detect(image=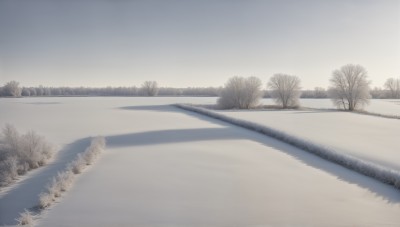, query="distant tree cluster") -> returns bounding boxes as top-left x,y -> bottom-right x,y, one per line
300,87 -> 328,99
384,77 -> 400,99
217,64 -> 398,110
0,81 -> 222,97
